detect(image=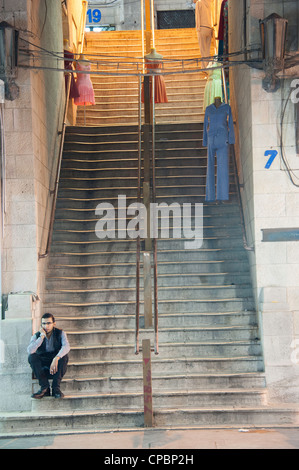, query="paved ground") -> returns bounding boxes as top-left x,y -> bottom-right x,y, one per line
1,427 -> 299,449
